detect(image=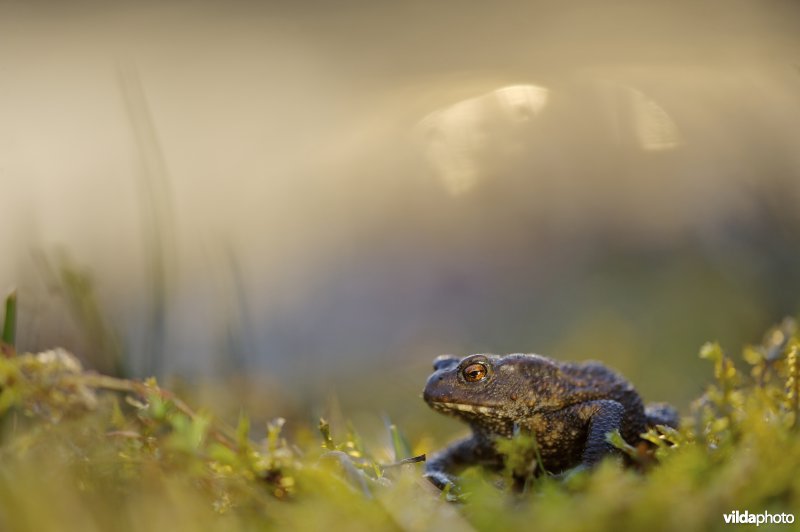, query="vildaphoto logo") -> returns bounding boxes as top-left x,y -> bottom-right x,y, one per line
723,510 -> 795,526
